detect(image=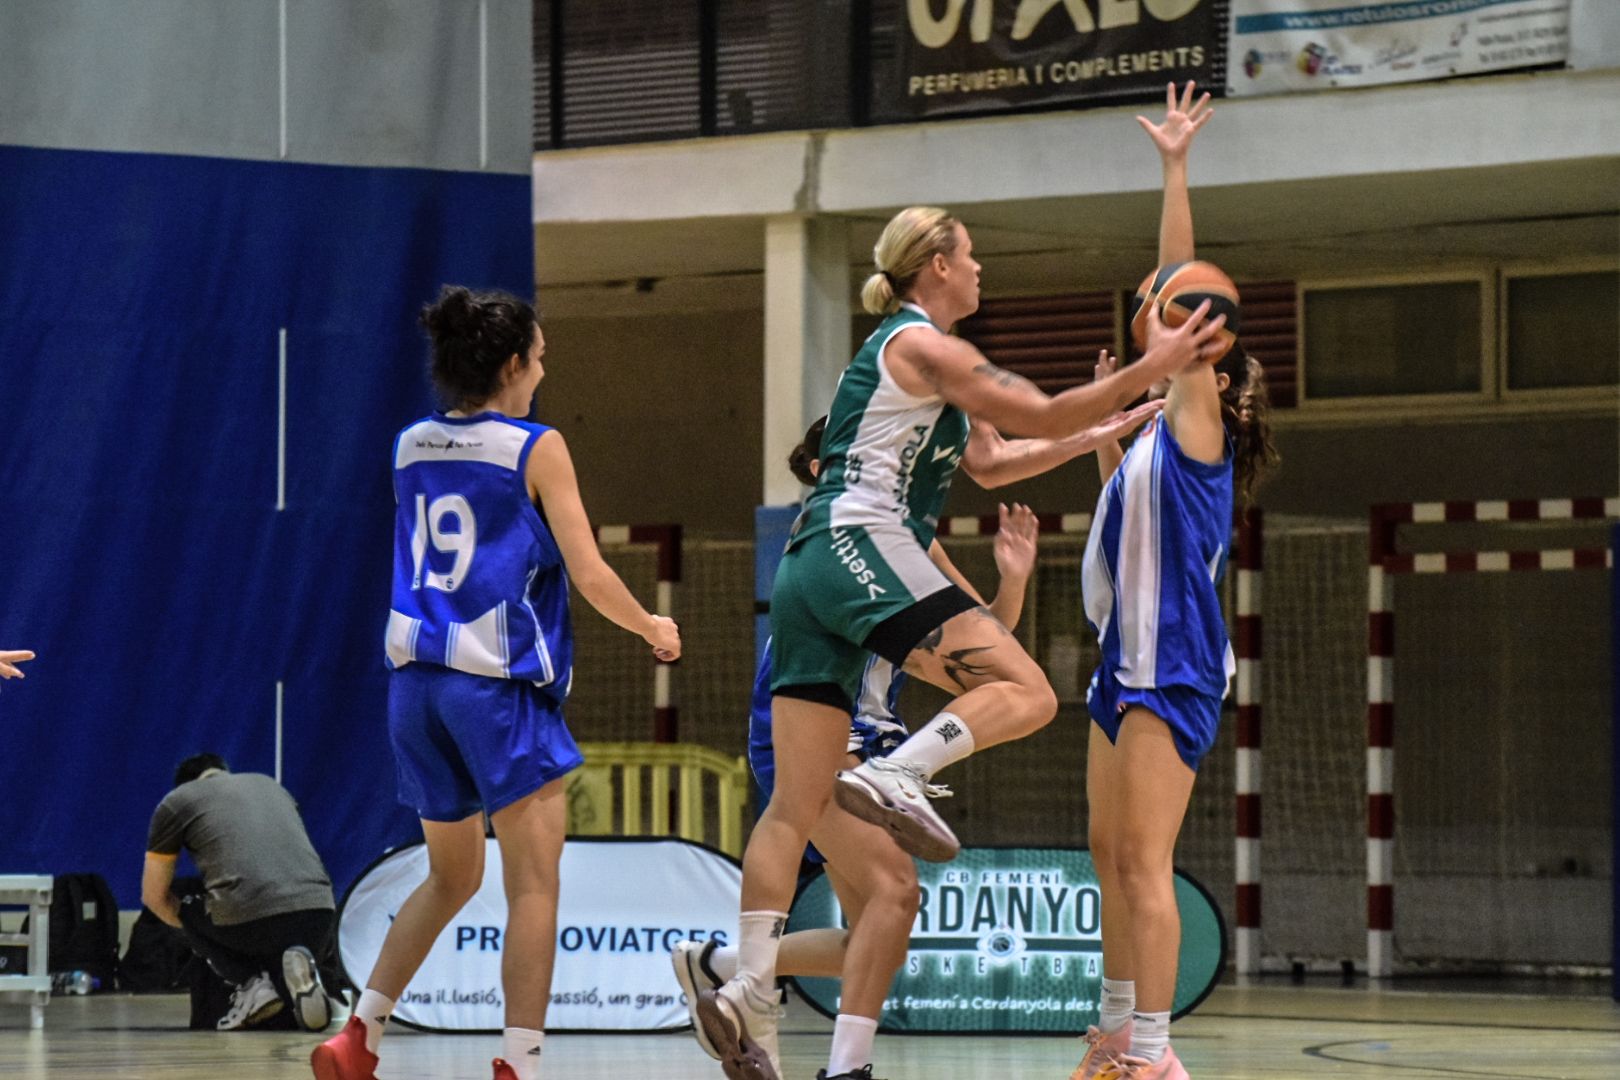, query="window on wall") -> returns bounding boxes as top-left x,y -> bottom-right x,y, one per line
1504,270 -> 1620,391
1302,280 -> 1484,400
